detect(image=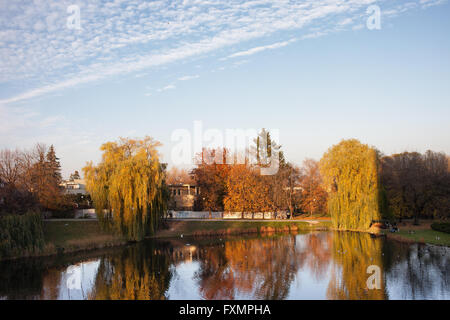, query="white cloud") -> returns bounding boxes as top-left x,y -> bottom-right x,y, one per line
338,17 -> 353,26
178,74 -> 200,81
226,38 -> 297,59
0,0 -> 445,105
157,84 -> 176,92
